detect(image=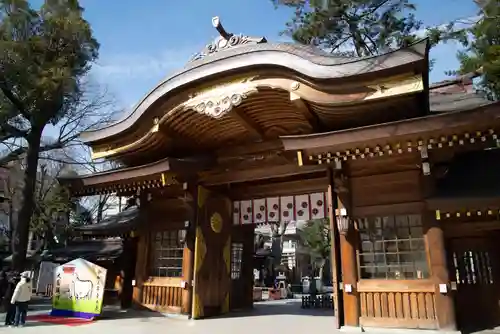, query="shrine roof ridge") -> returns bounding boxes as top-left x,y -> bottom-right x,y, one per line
186,17 -> 420,68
